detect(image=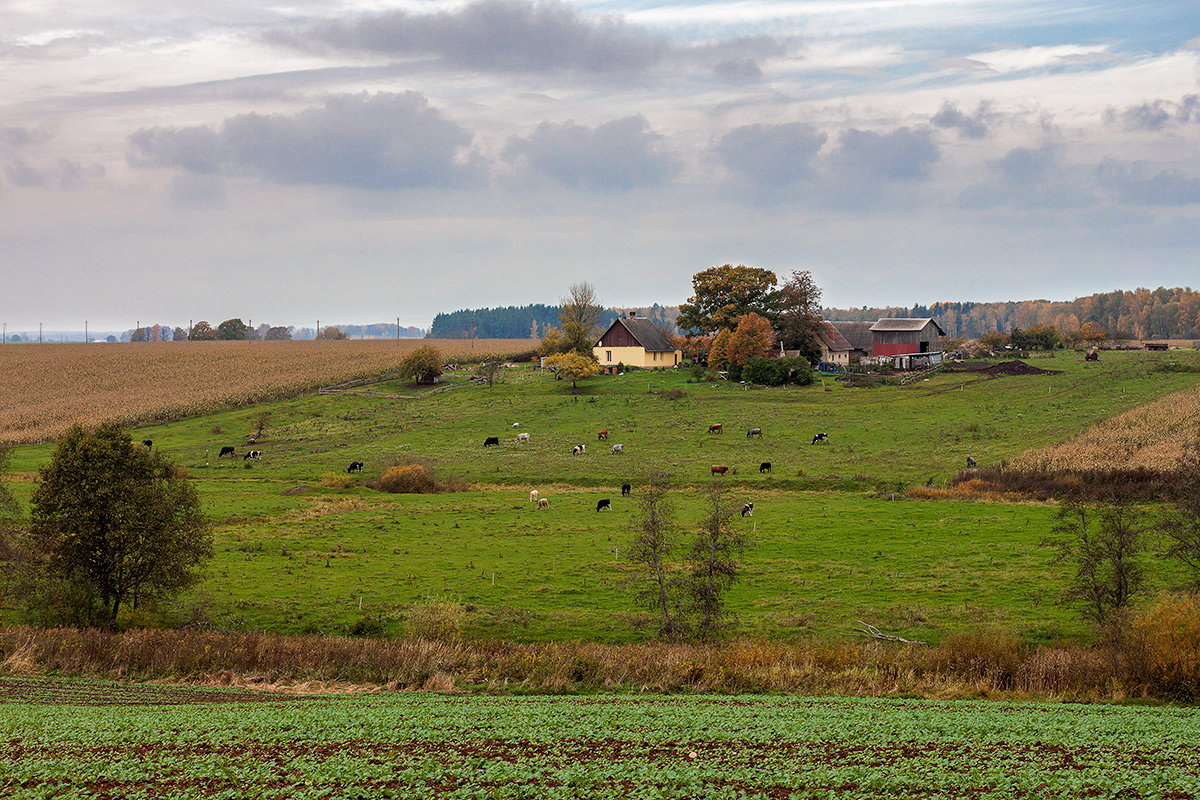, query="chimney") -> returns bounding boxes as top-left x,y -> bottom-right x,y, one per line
628,310 -> 637,318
